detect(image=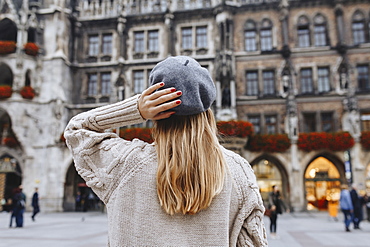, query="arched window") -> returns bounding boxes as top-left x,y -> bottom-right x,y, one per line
244,20 -> 257,52
0,18 -> 17,42
313,14 -> 328,46
352,10 -> 366,45
297,15 -> 310,48
260,19 -> 273,51
25,70 -> 31,87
